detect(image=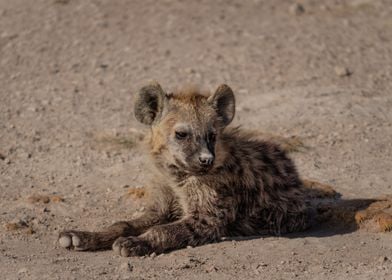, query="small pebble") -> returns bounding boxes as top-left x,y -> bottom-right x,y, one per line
238,89 -> 249,95
289,3 -> 305,15
334,66 -> 352,77
119,261 -> 133,272
28,106 -> 38,112
184,67 -> 196,74
378,256 -> 388,263
206,265 -> 218,273
20,152 -> 31,159
54,0 -> 70,4
18,267 -> 28,274
51,195 -> 64,203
